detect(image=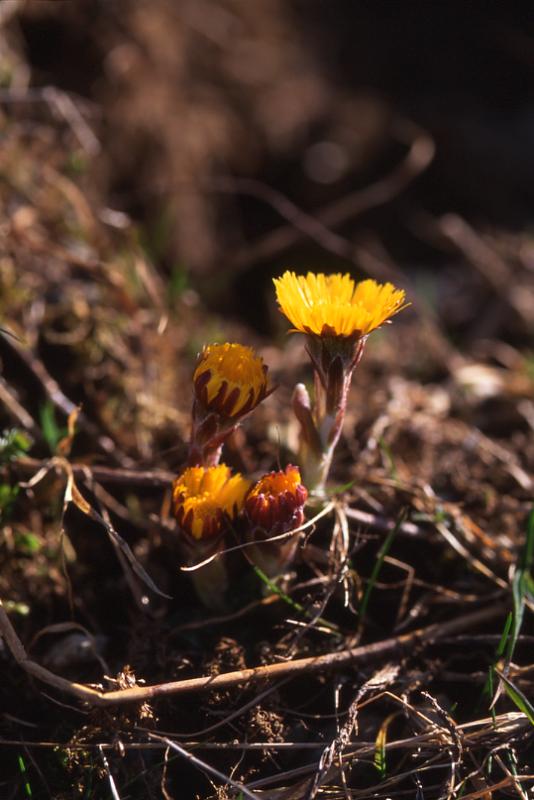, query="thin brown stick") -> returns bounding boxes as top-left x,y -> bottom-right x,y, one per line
10,456 -> 174,488
344,506 -> 423,538
0,378 -> 41,436
0,85 -> 100,155
0,711 -> 527,752
0,598 -> 507,707
147,734 -> 261,800
457,776 -> 534,800
439,214 -> 511,293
